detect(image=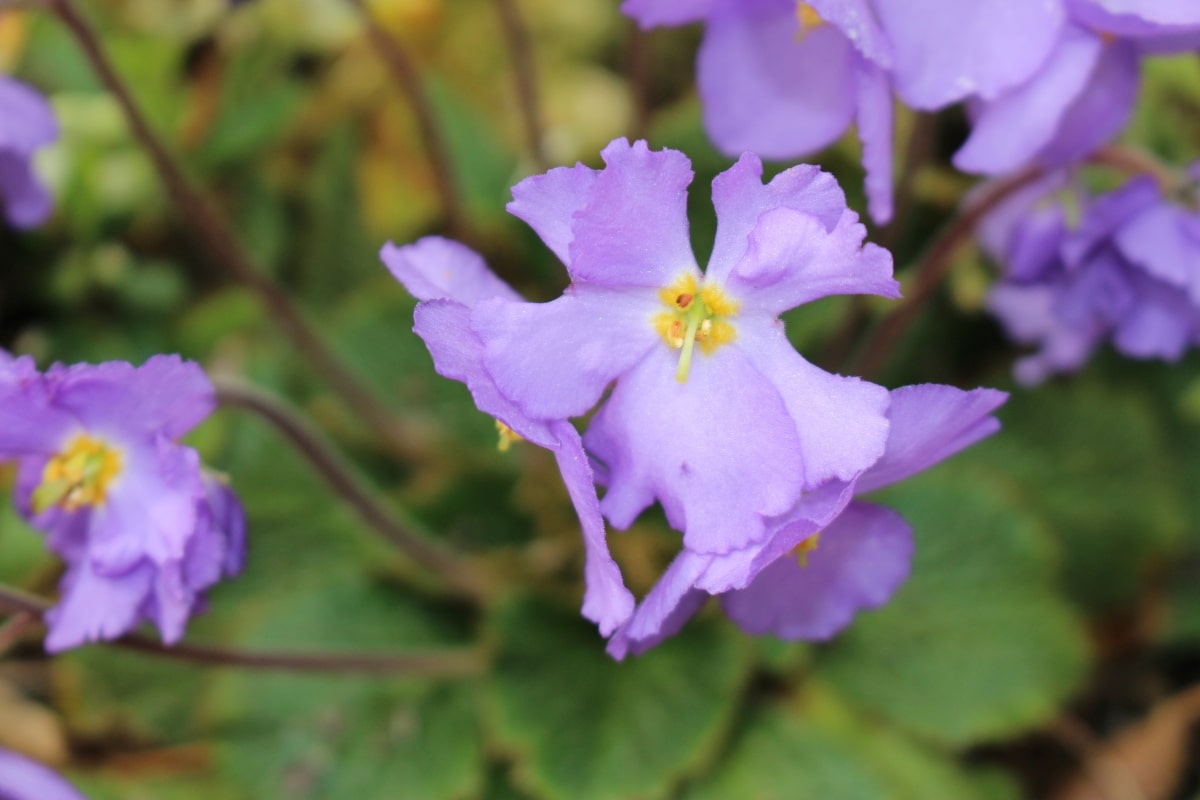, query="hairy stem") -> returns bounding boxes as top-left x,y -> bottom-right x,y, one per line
0,585 -> 483,676
46,0 -> 413,457
214,378 -> 492,602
